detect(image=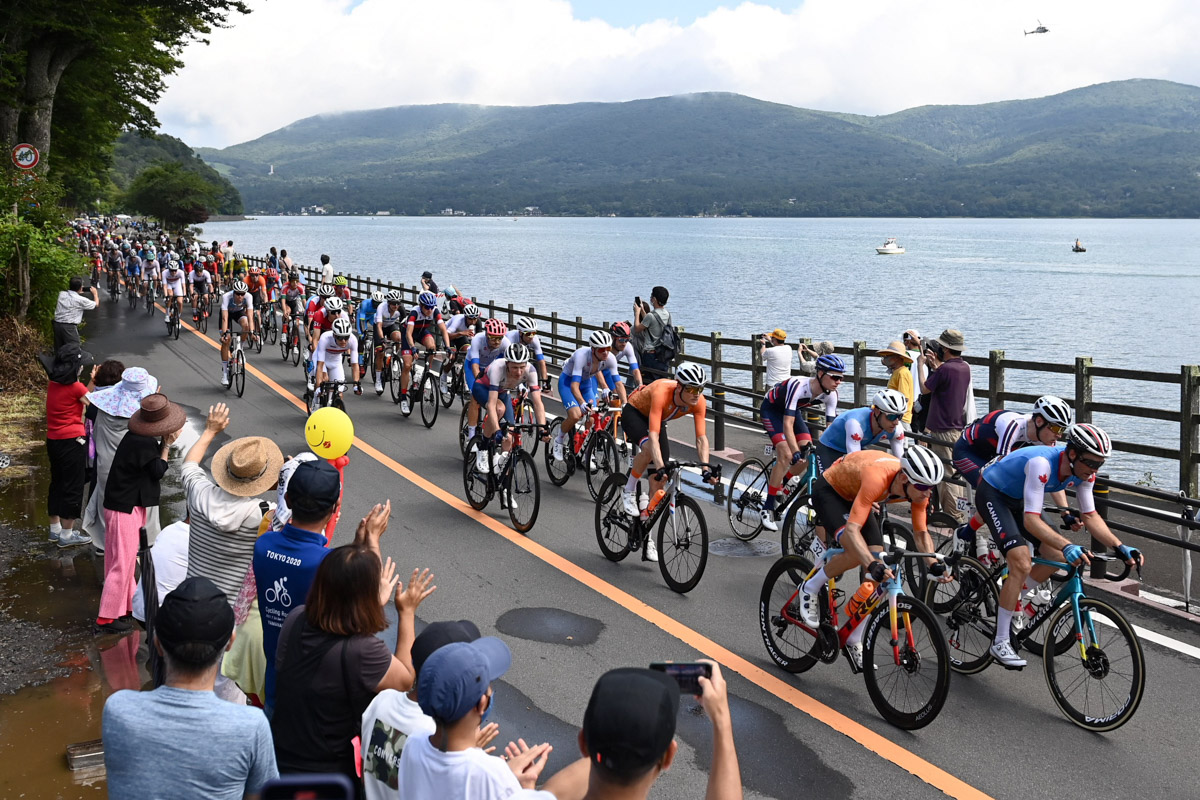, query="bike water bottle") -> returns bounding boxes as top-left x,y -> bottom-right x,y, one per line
844,581 -> 878,628
573,429 -> 585,453
643,489 -> 666,518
